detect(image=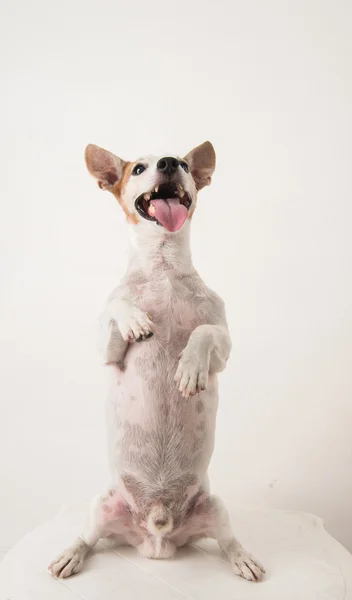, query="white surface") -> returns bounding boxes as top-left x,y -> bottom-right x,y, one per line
1,506 -> 352,600
1,0 -> 352,552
